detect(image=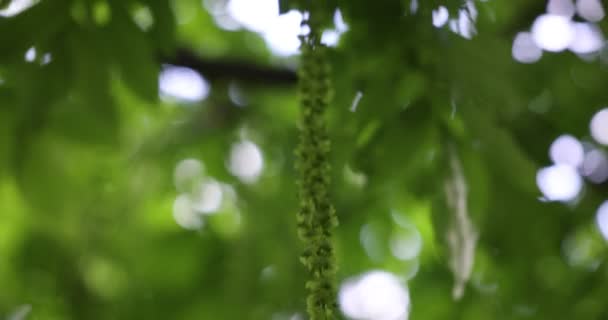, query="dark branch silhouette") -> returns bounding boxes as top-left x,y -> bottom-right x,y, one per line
164,49 -> 298,86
